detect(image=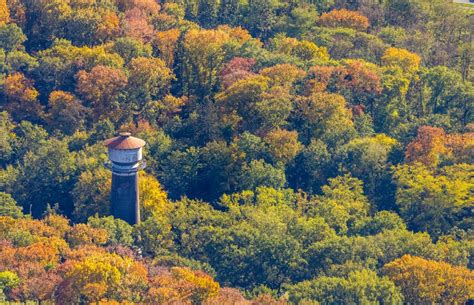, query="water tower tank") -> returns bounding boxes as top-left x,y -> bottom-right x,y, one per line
104,132 -> 146,225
